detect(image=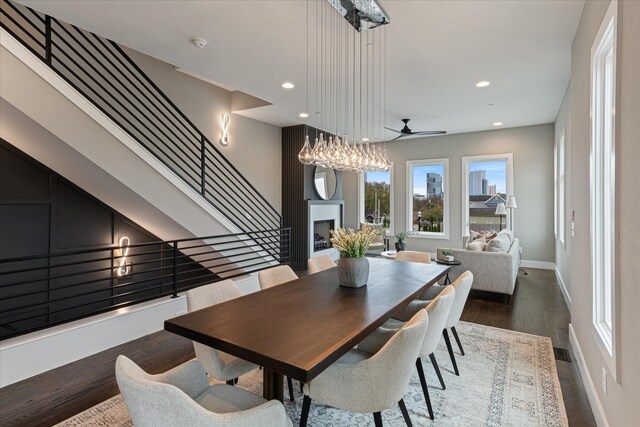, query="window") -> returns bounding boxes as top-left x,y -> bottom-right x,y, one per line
462,154 -> 513,236
555,132 -> 566,245
590,0 -> 617,375
406,159 -> 449,239
358,163 -> 394,234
